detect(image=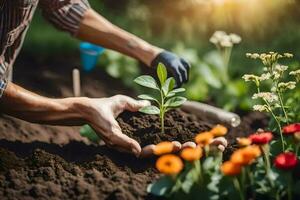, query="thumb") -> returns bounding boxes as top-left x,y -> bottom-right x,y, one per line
117,95 -> 150,112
